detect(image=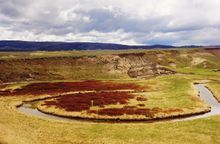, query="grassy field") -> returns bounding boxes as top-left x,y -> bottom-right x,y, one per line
0,48 -> 220,144
207,81 -> 220,102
